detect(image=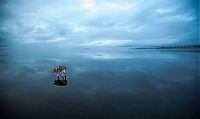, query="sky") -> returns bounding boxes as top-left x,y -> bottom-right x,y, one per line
0,0 -> 199,47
